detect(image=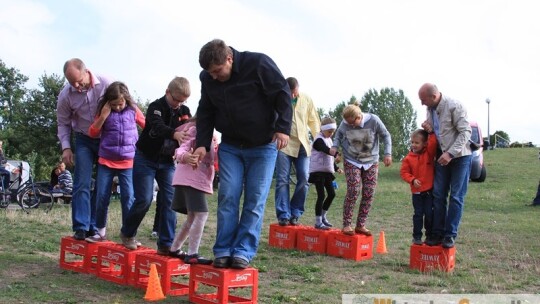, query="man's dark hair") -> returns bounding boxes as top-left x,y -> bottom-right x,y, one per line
286,77 -> 299,91
199,39 -> 233,70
